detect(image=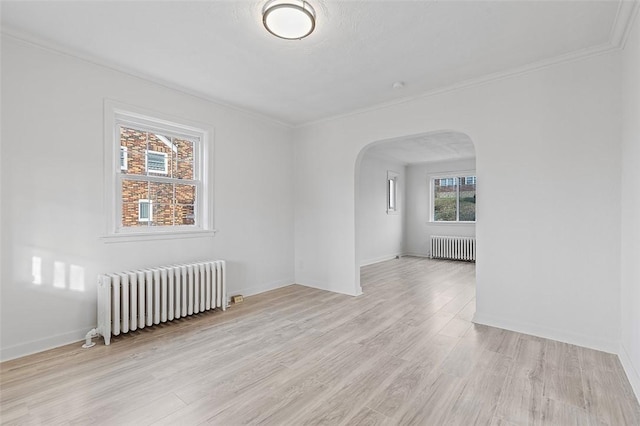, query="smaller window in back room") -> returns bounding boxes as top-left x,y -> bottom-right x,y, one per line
432,175 -> 476,222
387,171 -> 399,214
